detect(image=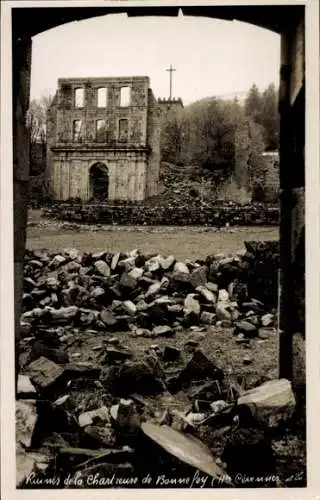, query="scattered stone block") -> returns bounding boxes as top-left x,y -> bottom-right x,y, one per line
237,379 -> 296,428
163,345 -> 181,362
234,320 -> 258,338
173,262 -> 190,275
17,375 -> 37,397
16,400 -> 38,448
27,356 -> 65,391
78,406 -> 109,428
152,325 -> 173,337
